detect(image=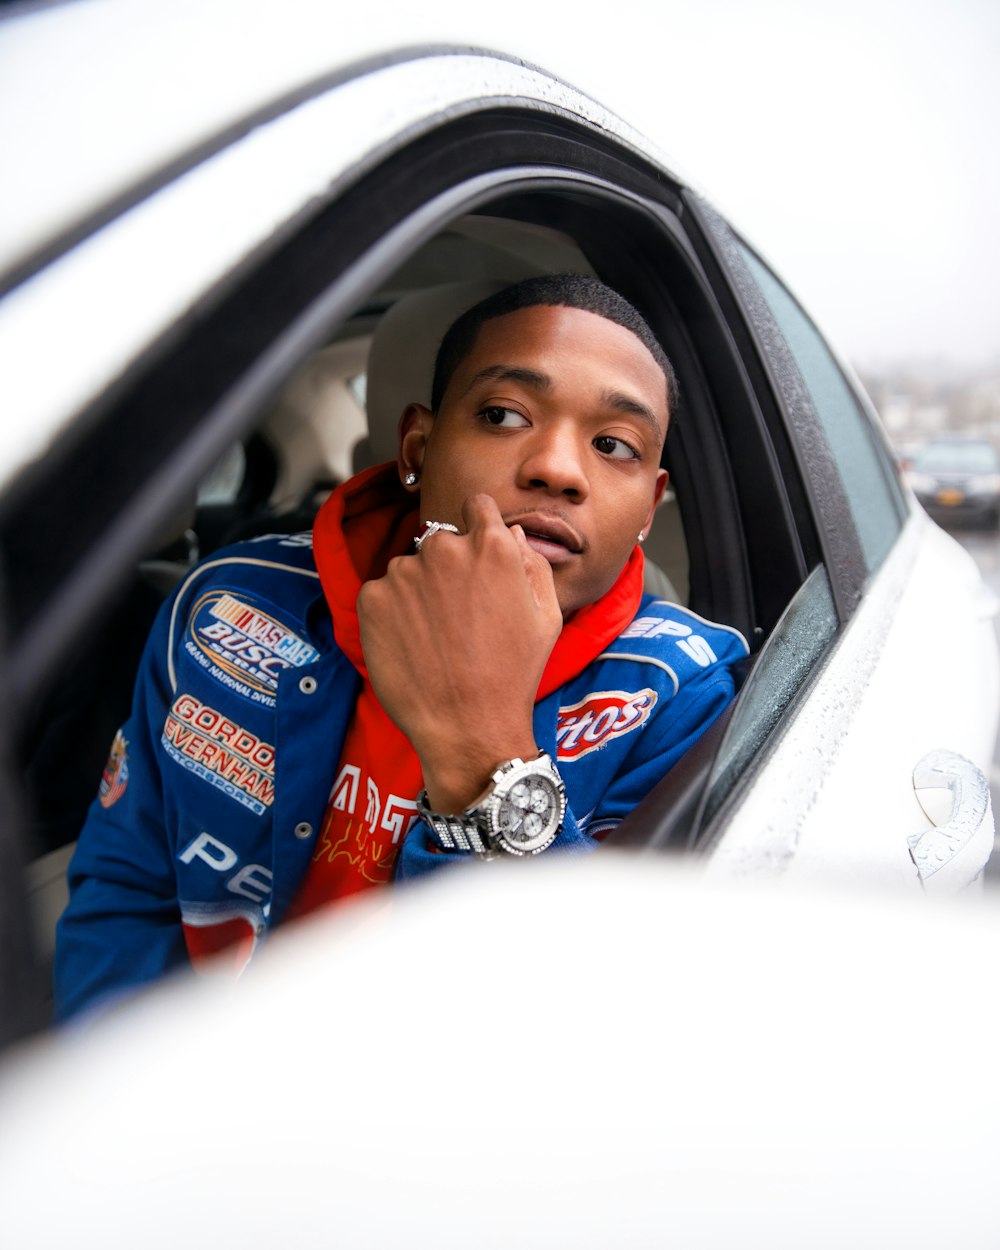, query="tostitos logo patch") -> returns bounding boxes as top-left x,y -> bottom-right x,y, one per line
555,689 -> 657,761
98,728 -> 129,808
185,591 -> 319,707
